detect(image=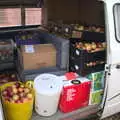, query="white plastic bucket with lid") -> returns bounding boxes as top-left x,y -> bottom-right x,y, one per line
34,74 -> 63,116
